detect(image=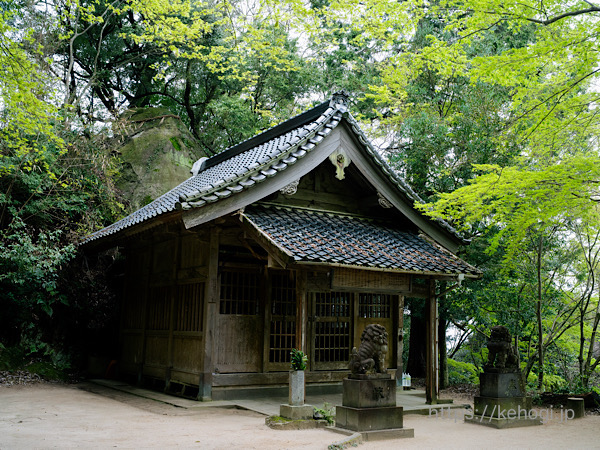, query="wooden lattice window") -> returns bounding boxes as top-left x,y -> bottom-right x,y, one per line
147,286 -> 171,330
175,283 -> 204,332
219,270 -> 259,315
359,293 -> 392,319
271,272 -> 296,316
313,292 -> 351,363
269,272 -> 296,364
314,321 -> 351,363
270,320 -> 296,363
315,291 -> 350,317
